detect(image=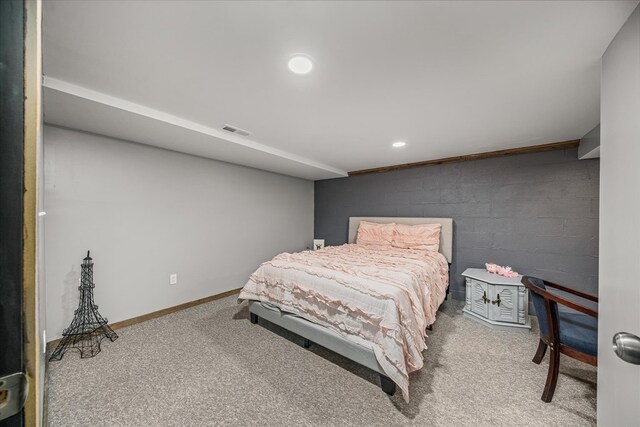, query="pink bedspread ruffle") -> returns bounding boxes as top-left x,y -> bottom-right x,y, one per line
238,243 -> 449,402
